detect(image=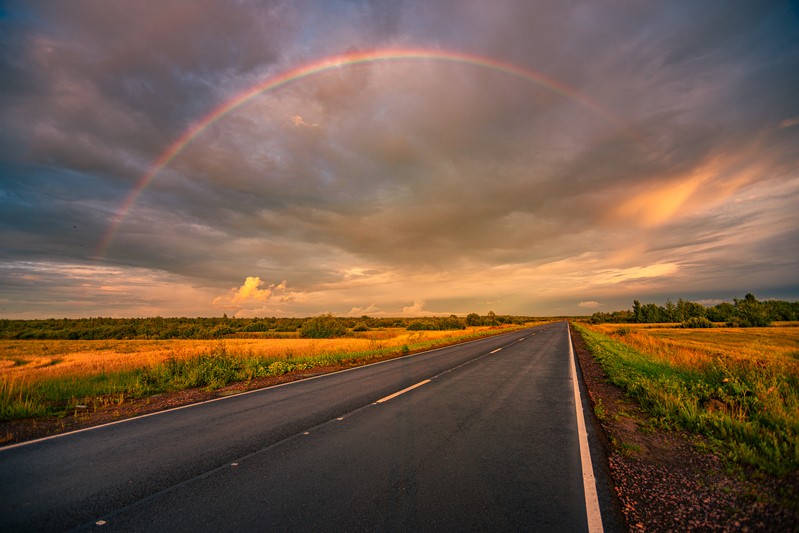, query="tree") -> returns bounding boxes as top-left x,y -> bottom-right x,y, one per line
641,303 -> 662,323
466,313 -> 482,326
733,293 -> 771,327
299,314 -> 346,338
664,300 -> 677,322
707,302 -> 735,323
633,300 -> 642,322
